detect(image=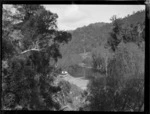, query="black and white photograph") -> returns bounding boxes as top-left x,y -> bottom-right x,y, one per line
2,4 -> 145,111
